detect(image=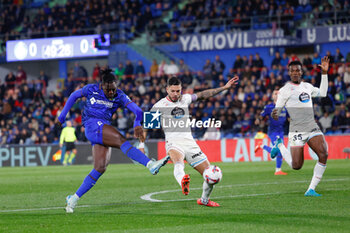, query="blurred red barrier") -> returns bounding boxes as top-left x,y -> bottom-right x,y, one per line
158,135 -> 350,162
